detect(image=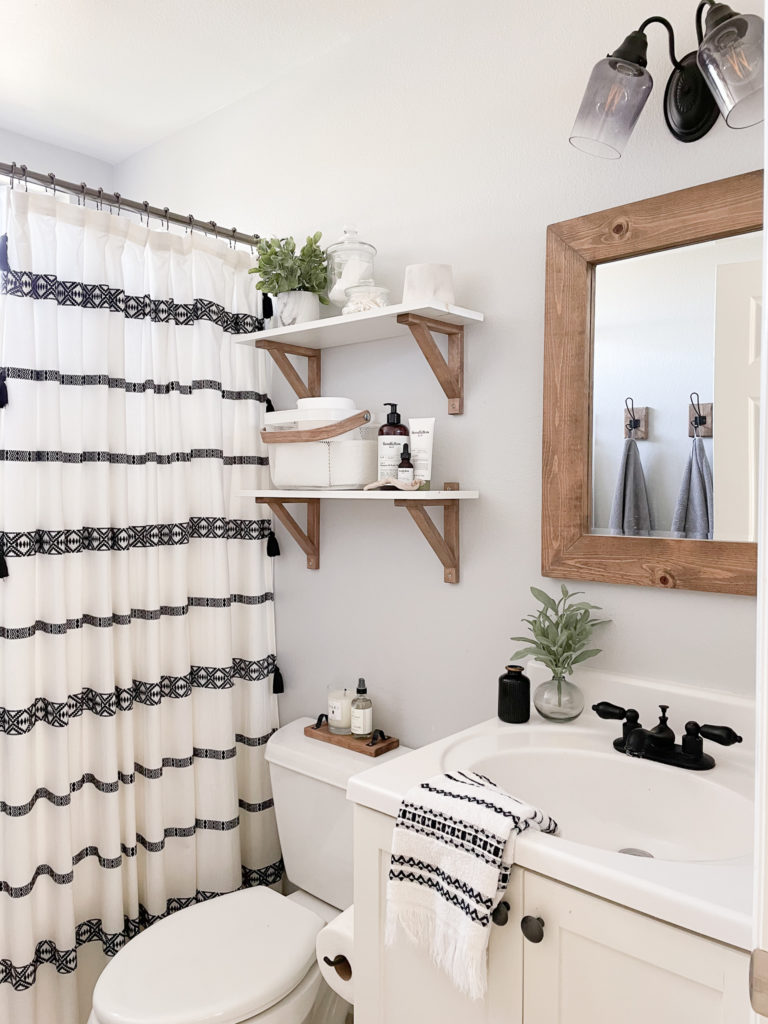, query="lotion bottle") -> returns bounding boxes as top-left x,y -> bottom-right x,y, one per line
351,678 -> 373,739
378,403 -> 409,482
